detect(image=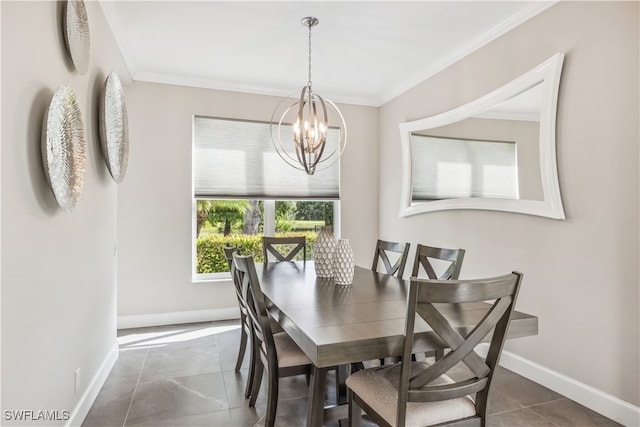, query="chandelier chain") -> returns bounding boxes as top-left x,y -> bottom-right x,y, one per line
307,21 -> 313,88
